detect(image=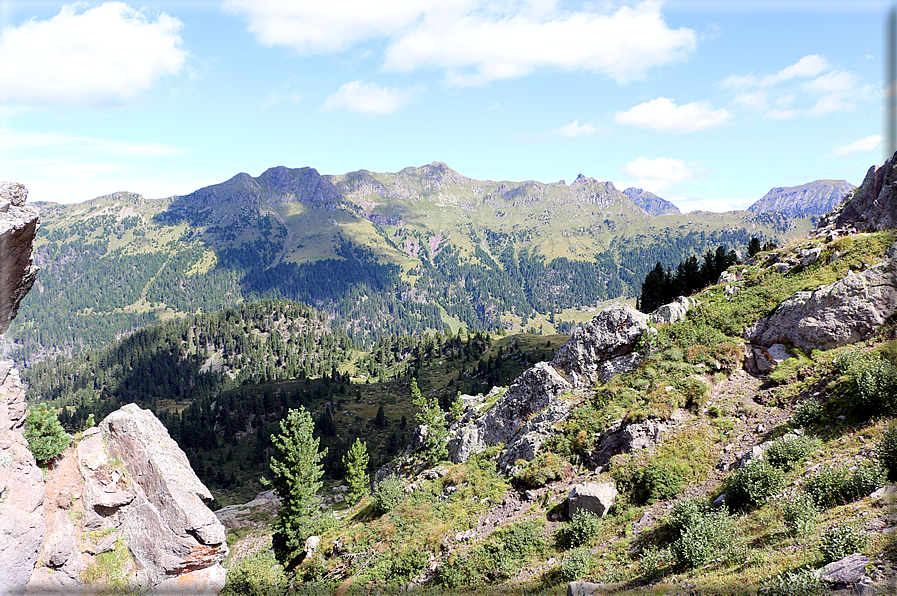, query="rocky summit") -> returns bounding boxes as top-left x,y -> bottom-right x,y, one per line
748,179 -> 855,218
